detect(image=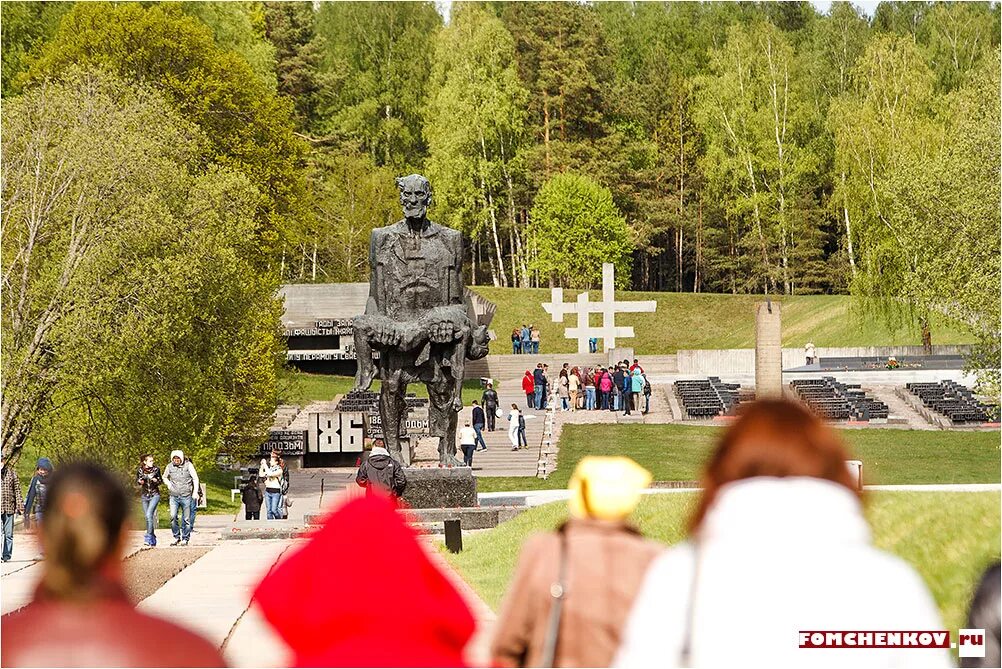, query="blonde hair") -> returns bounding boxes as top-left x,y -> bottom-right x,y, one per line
40,463 -> 129,600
